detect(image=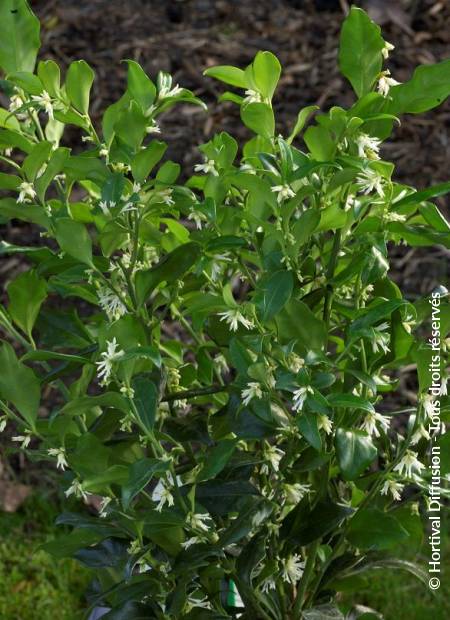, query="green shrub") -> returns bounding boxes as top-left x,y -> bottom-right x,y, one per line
0,2 -> 449,618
